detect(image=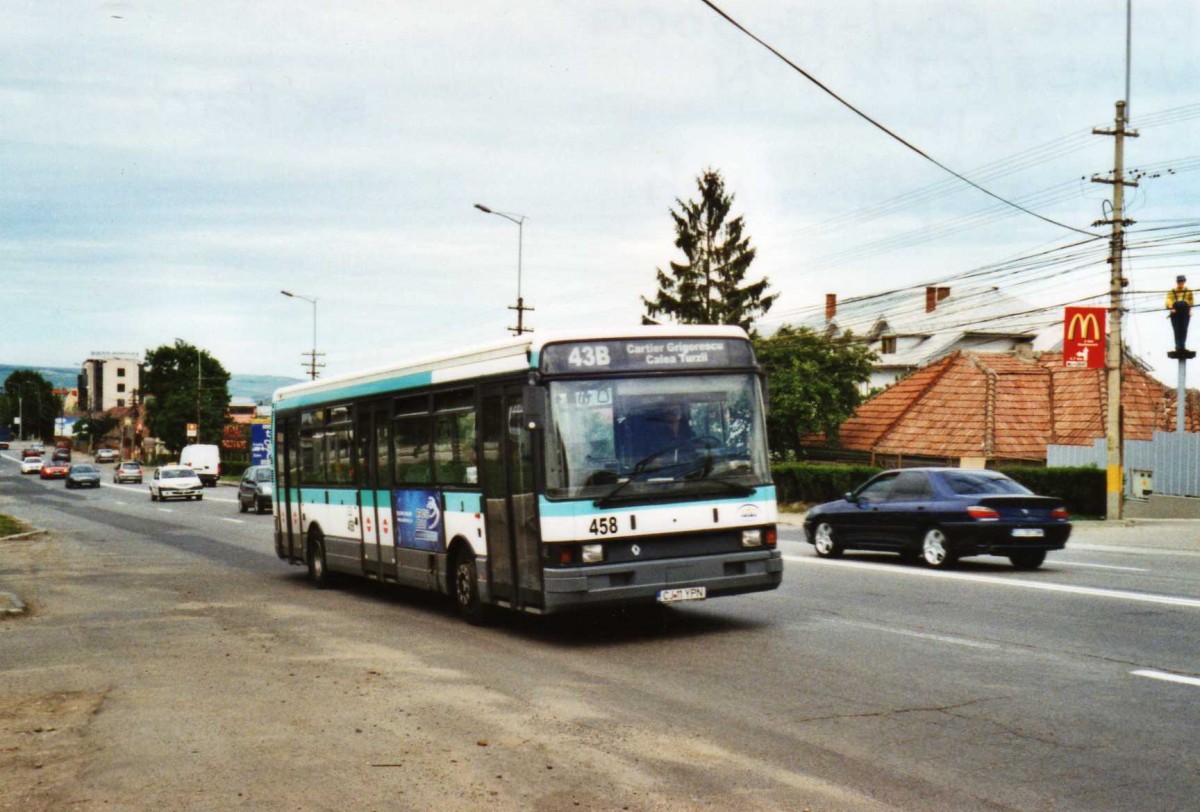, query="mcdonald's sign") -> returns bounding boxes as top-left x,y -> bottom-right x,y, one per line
1063,306 -> 1106,368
